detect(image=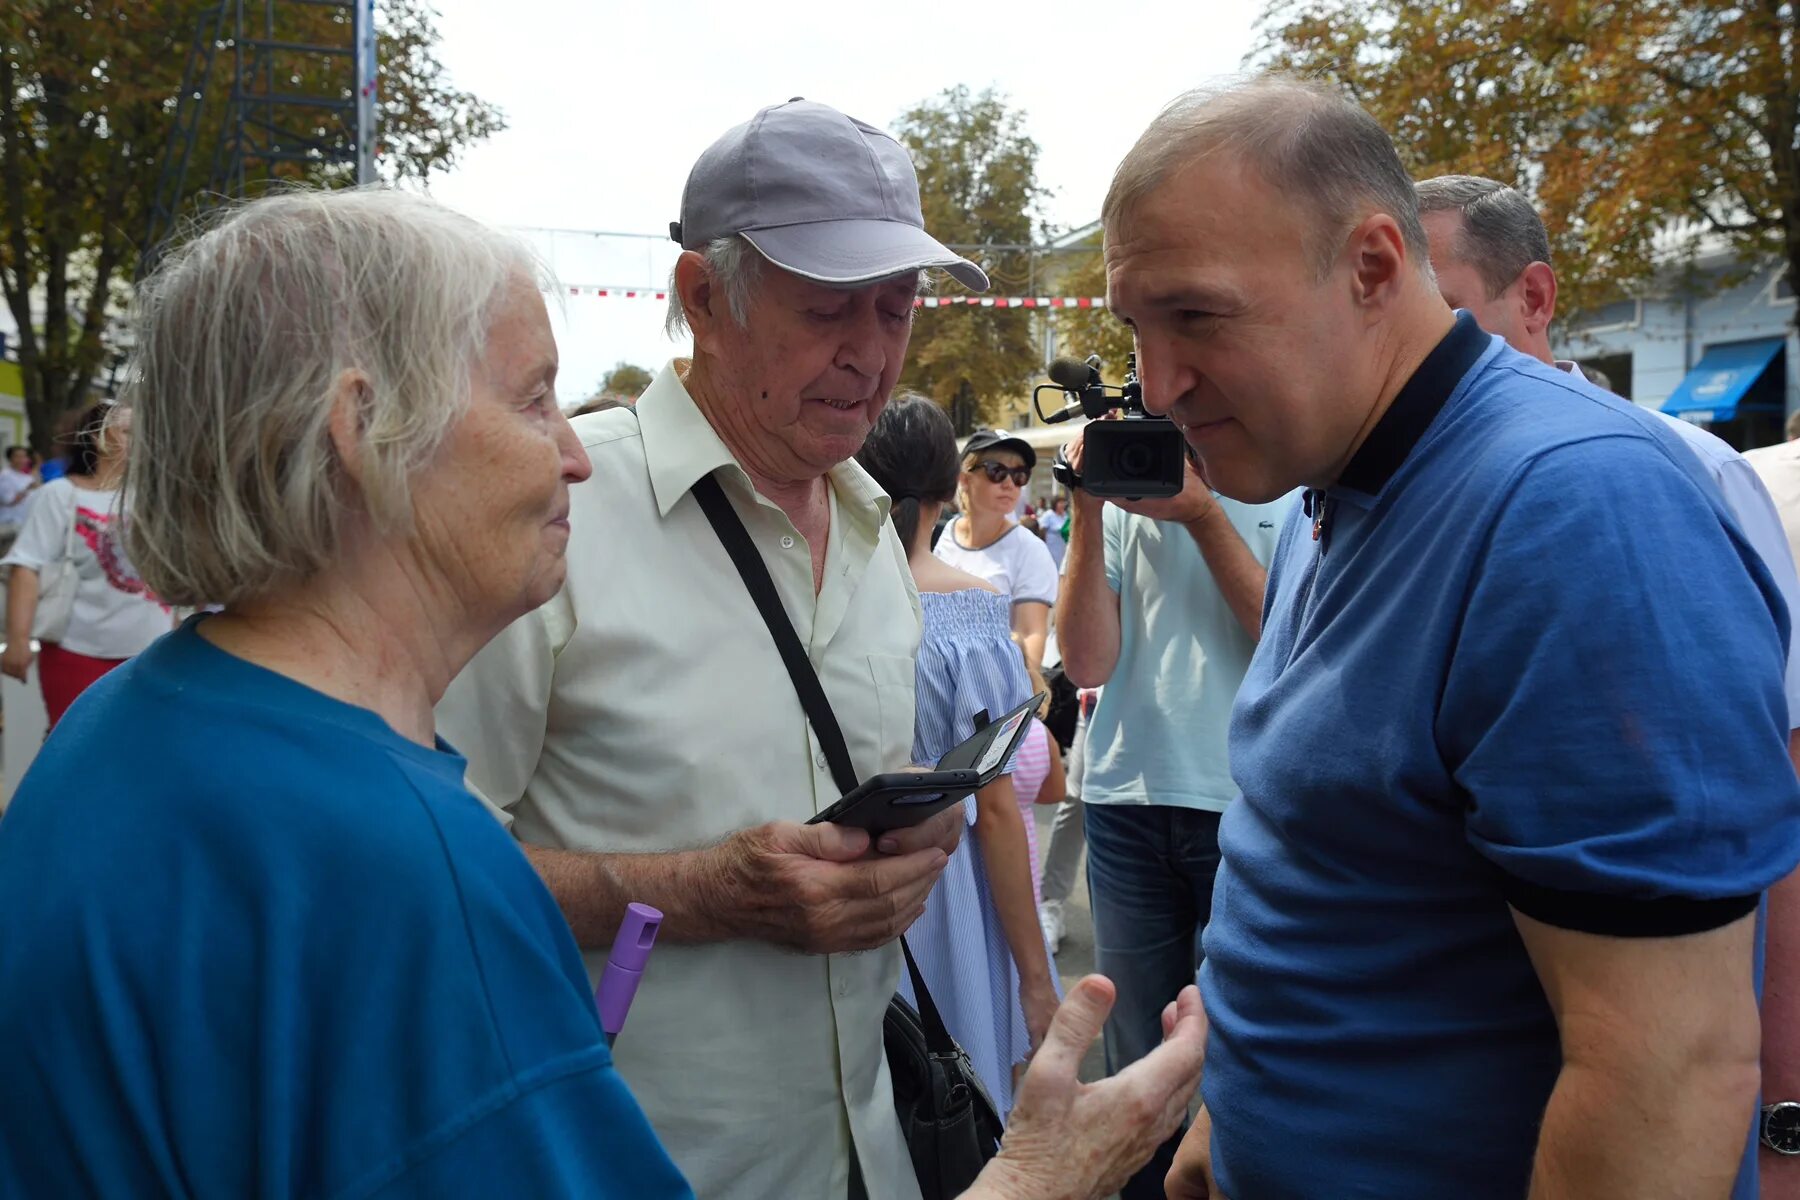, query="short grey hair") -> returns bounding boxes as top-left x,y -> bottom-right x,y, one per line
1103,74 -> 1432,279
1415,175 -> 1551,299
664,236 -> 764,338
664,235 -> 934,339
121,186 -> 545,608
